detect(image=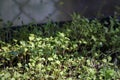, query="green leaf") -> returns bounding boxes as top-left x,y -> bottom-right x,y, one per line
17,63 -> 22,68
91,35 -> 97,41
56,60 -> 60,65
29,34 -> 35,41
48,57 -> 54,61
4,73 -> 11,78
1,47 -> 9,51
